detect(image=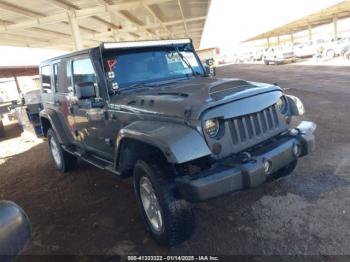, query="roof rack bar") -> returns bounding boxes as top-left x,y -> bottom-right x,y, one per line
103,38 -> 191,49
